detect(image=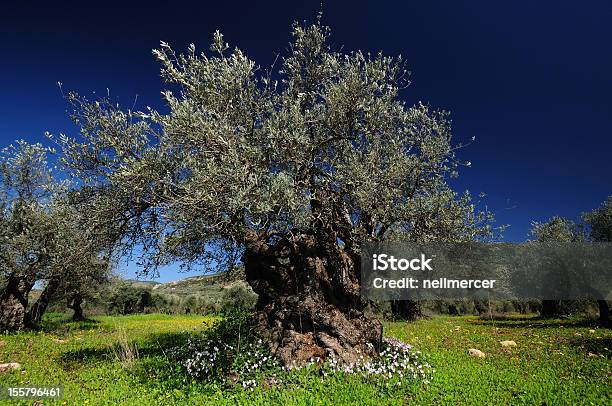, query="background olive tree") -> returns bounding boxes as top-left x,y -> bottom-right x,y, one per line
531,204 -> 612,324
0,141 -> 112,330
530,216 -> 585,318
28,221 -> 112,324
583,196 -> 612,325
0,141 -> 57,330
